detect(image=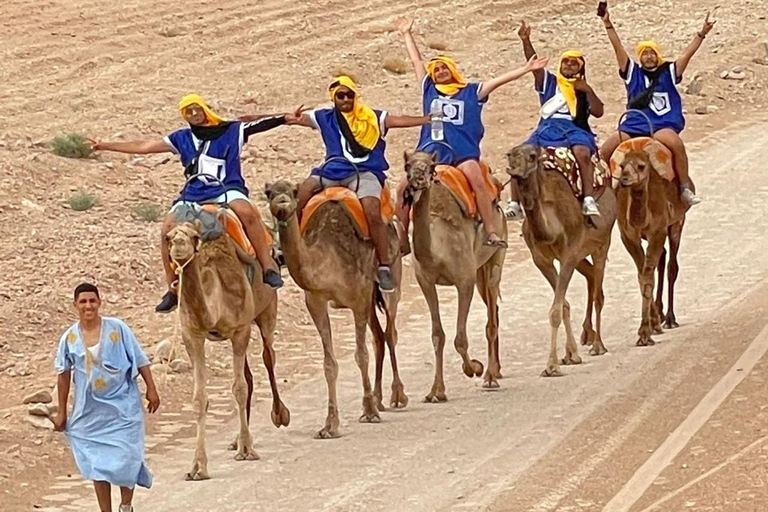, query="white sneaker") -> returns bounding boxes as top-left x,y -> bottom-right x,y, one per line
503,200 -> 524,221
119,505 -> 133,512
582,196 -> 600,217
681,187 -> 701,206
